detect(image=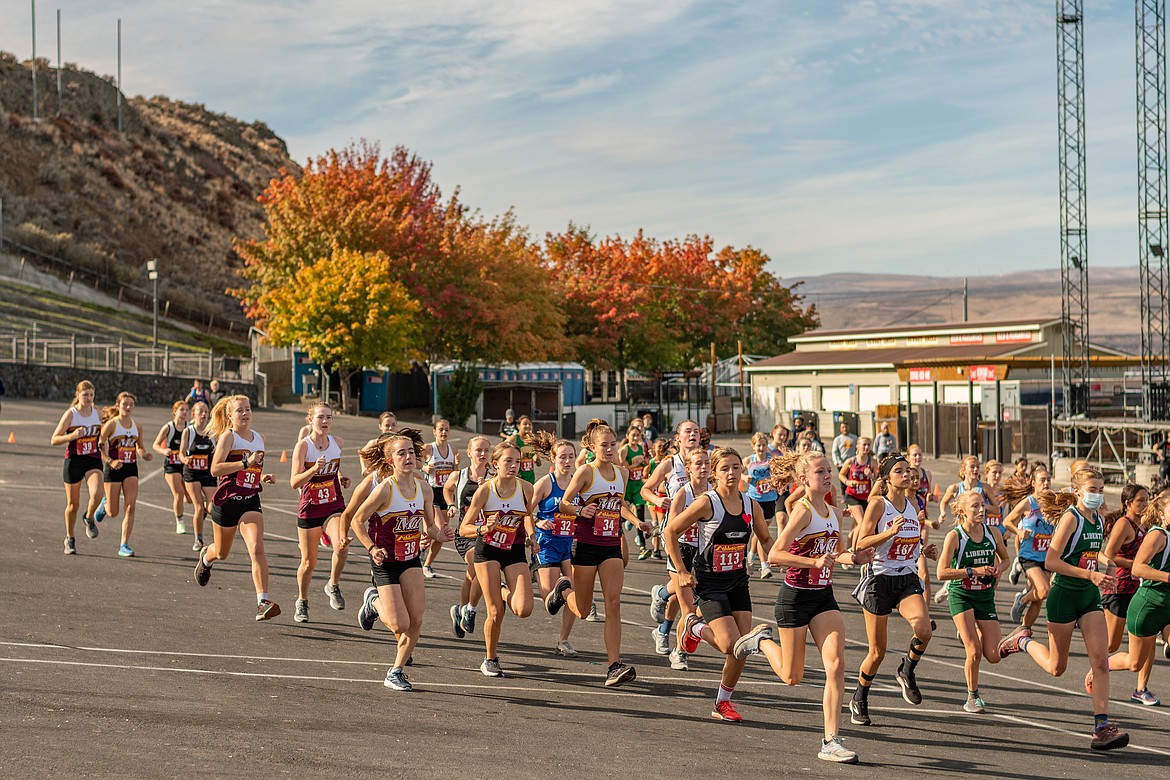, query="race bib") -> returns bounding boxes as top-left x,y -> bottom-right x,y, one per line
961,574 -> 991,591
809,562 -> 833,588
394,531 -> 421,561
1033,533 -> 1051,552
713,543 -> 746,573
118,446 -> 137,465
593,507 -> 620,537
521,458 -> 535,473
1078,551 -> 1098,572
77,437 -> 97,456
308,479 -> 336,506
985,514 -> 1002,528
630,466 -> 644,481
554,510 -> 576,537
485,514 -> 520,549
681,525 -> 698,544
889,538 -> 920,562
235,465 -> 261,489
188,454 -> 209,471
167,452 -> 182,466
434,467 -> 452,487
